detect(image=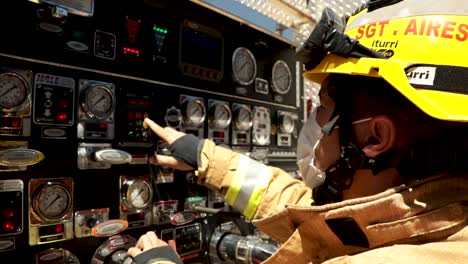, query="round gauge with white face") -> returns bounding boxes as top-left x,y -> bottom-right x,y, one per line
0,72 -> 29,110
233,104 -> 252,132
124,179 -> 152,210
182,99 -> 206,127
252,107 -> 271,146
271,60 -> 292,95
83,85 -> 115,118
232,47 -> 257,86
209,103 -> 232,129
279,113 -> 295,134
33,183 -> 72,221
